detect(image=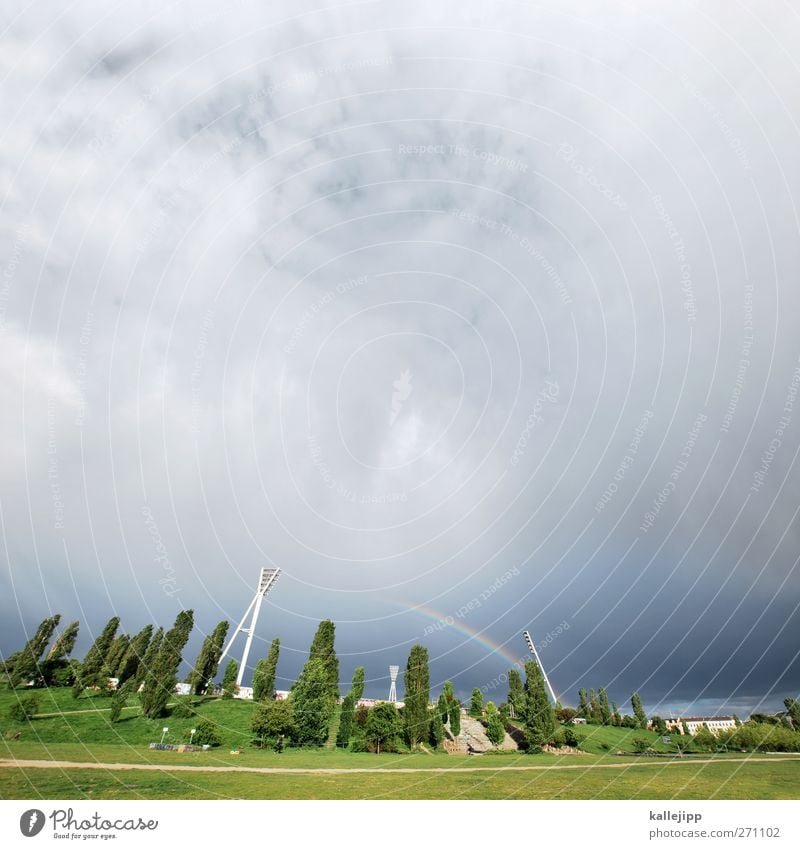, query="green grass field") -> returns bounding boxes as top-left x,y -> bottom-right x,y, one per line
2,758 -> 798,800
2,688 -> 799,799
